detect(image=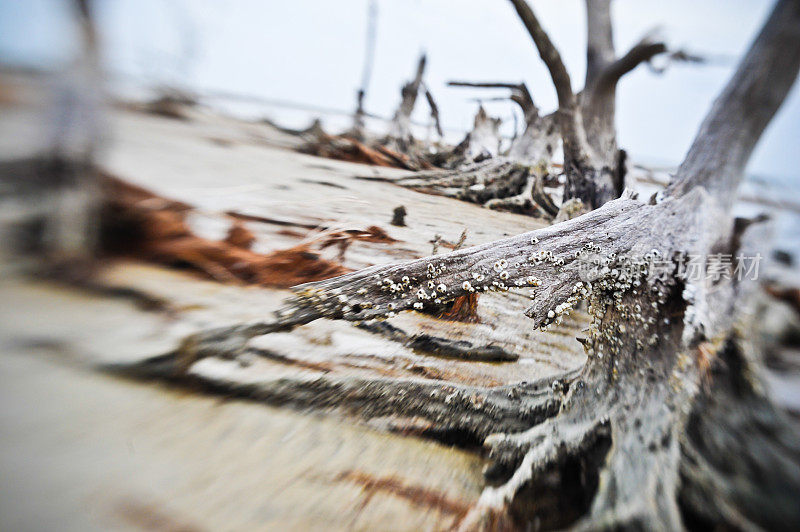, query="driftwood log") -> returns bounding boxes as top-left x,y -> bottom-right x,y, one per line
175,1 -> 800,528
